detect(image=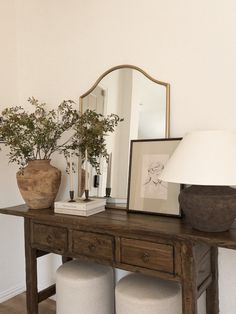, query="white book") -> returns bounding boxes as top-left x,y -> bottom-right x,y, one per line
54,198 -> 106,211
54,205 -> 105,216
